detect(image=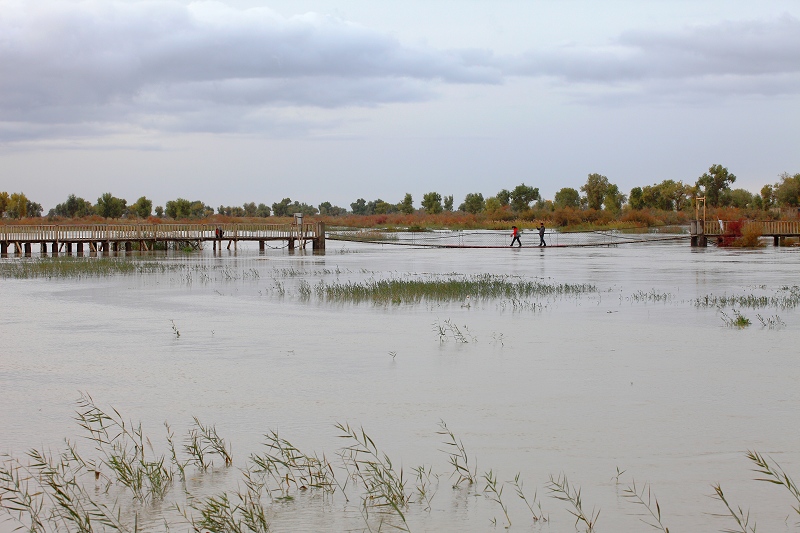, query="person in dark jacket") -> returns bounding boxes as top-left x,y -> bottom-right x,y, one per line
538,223 -> 546,247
